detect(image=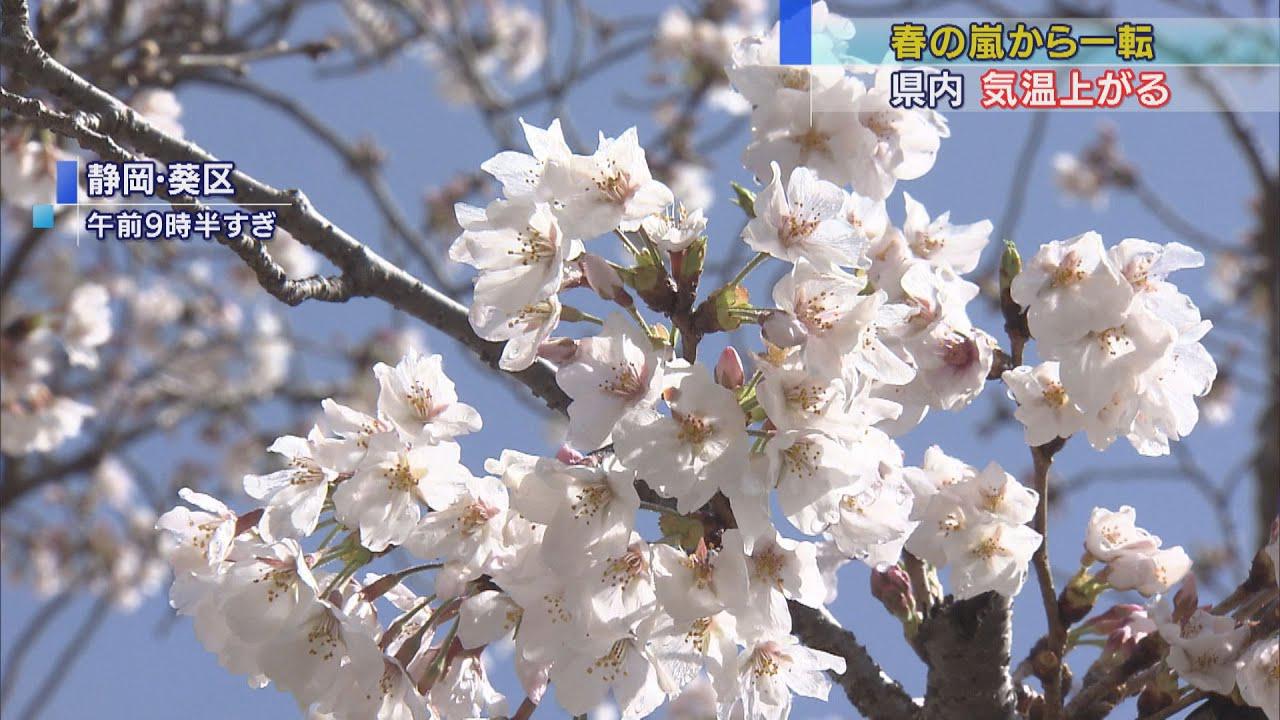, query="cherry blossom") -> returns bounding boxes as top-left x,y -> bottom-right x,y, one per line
1237,637 -> 1280,720
613,363 -> 748,513
721,633 -> 845,720
901,192 -> 992,274
556,312 -> 665,450
742,162 -> 864,269
374,350 -> 482,443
